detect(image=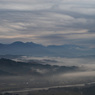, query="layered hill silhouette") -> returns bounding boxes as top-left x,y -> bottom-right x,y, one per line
0,41 -> 95,57
0,58 -> 78,76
